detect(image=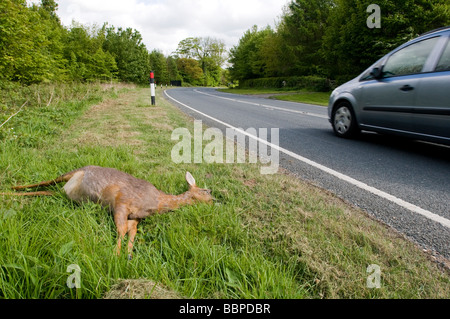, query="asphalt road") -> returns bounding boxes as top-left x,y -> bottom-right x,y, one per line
164,87 -> 450,259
